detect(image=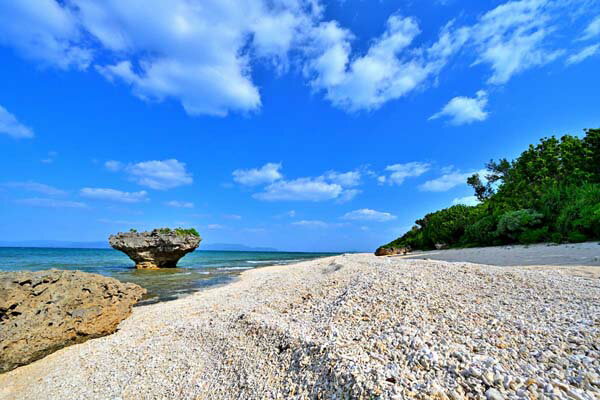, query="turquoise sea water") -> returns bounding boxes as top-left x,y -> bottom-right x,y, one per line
0,247 -> 336,305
